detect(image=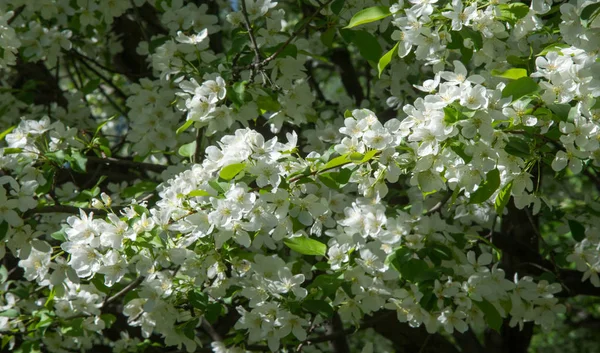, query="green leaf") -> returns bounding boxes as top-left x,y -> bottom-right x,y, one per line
188,290 -> 208,310
429,243 -> 453,265
322,154 -> 351,171
361,149 -> 379,163
474,299 -> 503,332
219,163 -> 246,181
208,180 -> 225,194
121,181 -> 158,199
378,42 -> 399,78
95,115 -> 118,136
3,147 -> 22,154
46,151 -> 66,164
51,229 -> 66,242
188,189 -> 211,197
101,314 -> 117,329
308,274 -> 343,299
284,237 -> 327,256
205,303 -> 224,323
344,6 -> 391,29
494,182 -> 513,215
1,334 -> 12,350
387,247 -> 413,273
0,266 -> 7,284
470,169 -> 501,204
504,137 -> 531,159
321,27 -> 336,48
497,3 -> 530,23
69,151 -> 87,173
90,275 -> 111,294
176,120 -> 194,135
491,68 -> 528,80
228,81 -> 250,107
502,77 -> 539,100
349,152 -> 364,162
568,220 -> 586,242
302,299 -> 334,318
331,0 -> 345,14
350,30 -> 382,62
256,95 -> 281,113
82,78 -> 101,95
0,125 -> 16,141
399,259 -> 433,282
537,43 -> 570,56
460,27 -> 483,50
178,141 -> 196,158
182,318 -> 199,340
318,173 -> 342,190
0,309 -> 18,317
581,2 -> 600,27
